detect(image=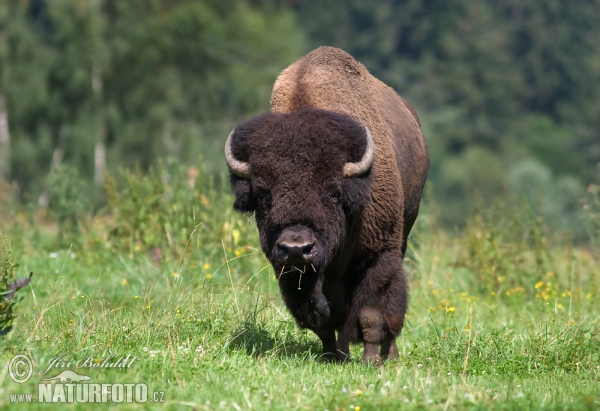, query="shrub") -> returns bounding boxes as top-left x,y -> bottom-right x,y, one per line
0,233 -> 32,337
46,165 -> 92,247
584,183 -> 600,247
103,158 -> 258,262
